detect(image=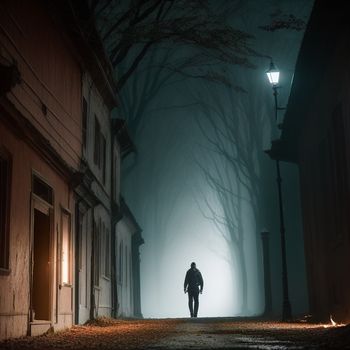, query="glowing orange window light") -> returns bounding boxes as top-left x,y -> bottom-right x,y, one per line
61,211 -> 70,285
